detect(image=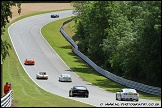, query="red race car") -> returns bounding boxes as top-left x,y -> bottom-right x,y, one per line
25,58 -> 35,65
